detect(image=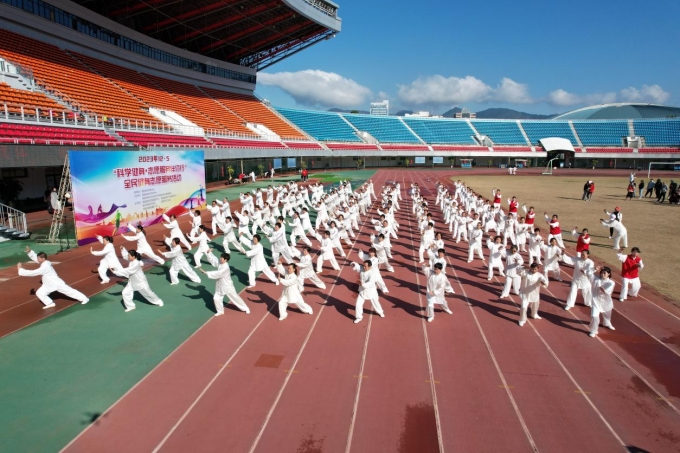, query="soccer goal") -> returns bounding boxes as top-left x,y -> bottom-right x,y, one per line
542,157 -> 560,175
647,162 -> 680,179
